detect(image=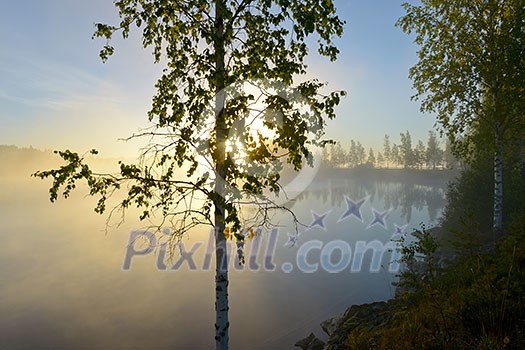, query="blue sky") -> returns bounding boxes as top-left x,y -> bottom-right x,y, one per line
0,0 -> 434,157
